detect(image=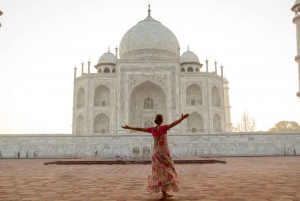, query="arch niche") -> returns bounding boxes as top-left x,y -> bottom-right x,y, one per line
94,113 -> 110,133
133,146 -> 139,155
94,85 -> 110,106
76,115 -> 84,134
186,84 -> 202,106
213,113 -> 222,131
144,120 -> 154,128
212,86 -> 221,107
187,112 -> 203,132
143,146 -> 150,154
130,80 -> 167,132
76,88 -> 85,109
187,67 -> 193,72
